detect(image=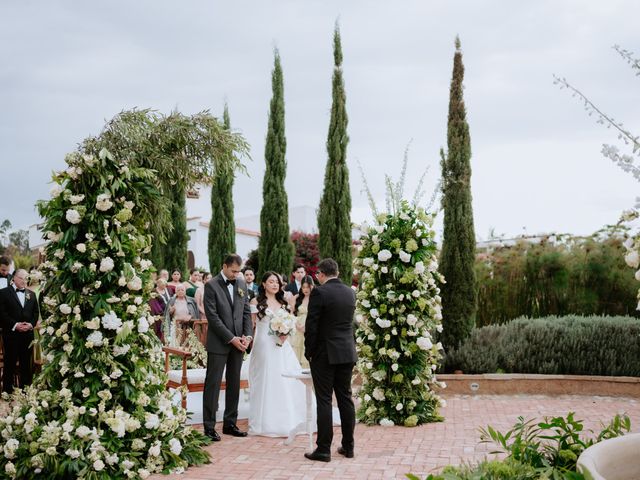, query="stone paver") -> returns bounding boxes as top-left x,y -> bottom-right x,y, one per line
152,394 -> 640,479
